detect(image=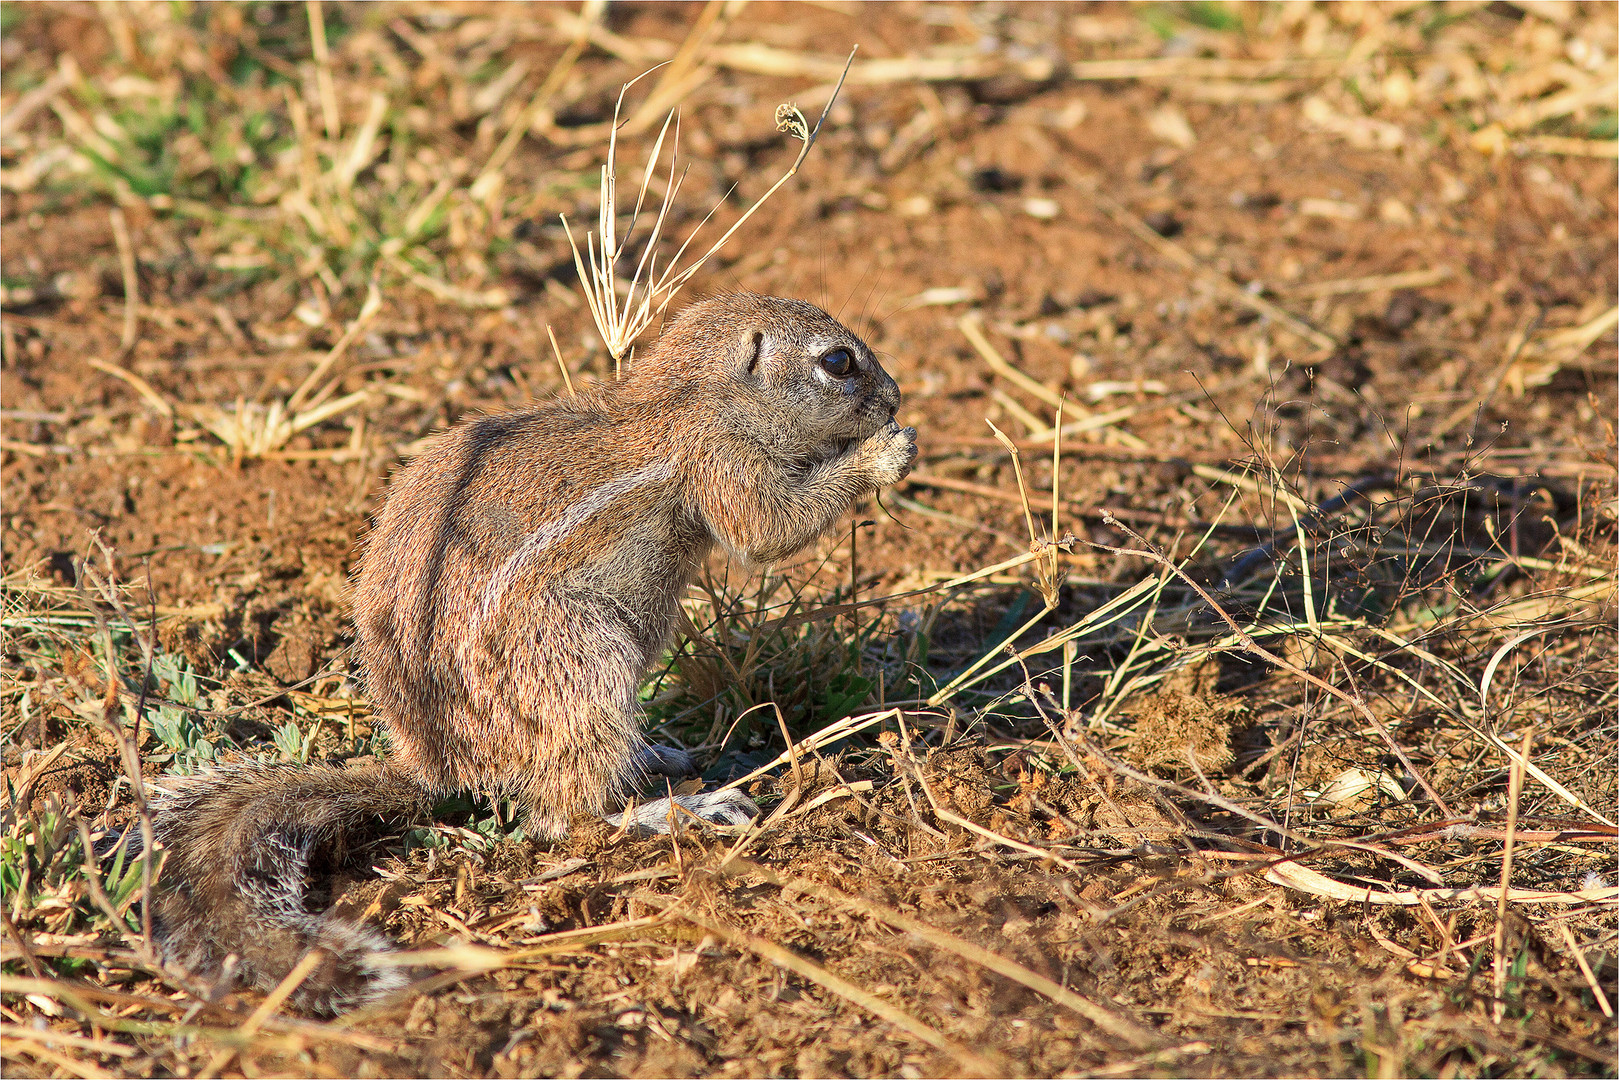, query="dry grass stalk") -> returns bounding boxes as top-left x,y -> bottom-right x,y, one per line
989,388 -> 1050,438
391,259 -> 509,309
1289,265 -> 1454,298
0,1024 -> 135,1060
193,390 -> 372,464
1555,920 -> 1614,1018
108,207 -> 138,355
1516,134 -> 1619,157
1482,730 -> 1615,827
624,0 -> 739,134
546,324 -> 575,397
985,418 -> 1064,604
0,53 -> 79,136
87,359 -> 172,420
734,545 -> 1056,640
1507,303 -> 1619,392
564,51 -> 856,362
304,0 -> 341,142
1500,68 -> 1618,132
1053,710 -> 1615,910
1491,729 -> 1531,1022
643,897 -> 1005,1078
1261,860 -> 1618,907
735,860 -> 1158,1048
960,314 -> 1066,412
364,916 -> 671,975
720,708 -> 902,793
